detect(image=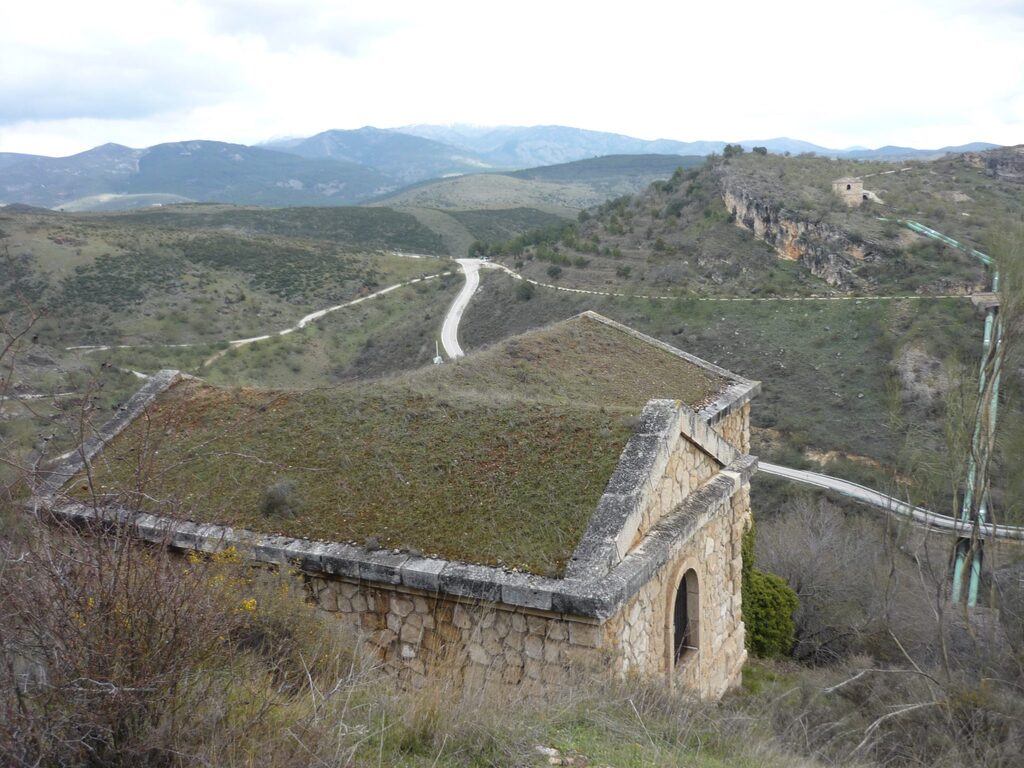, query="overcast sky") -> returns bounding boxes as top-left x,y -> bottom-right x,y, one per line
1,0 -> 1021,156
